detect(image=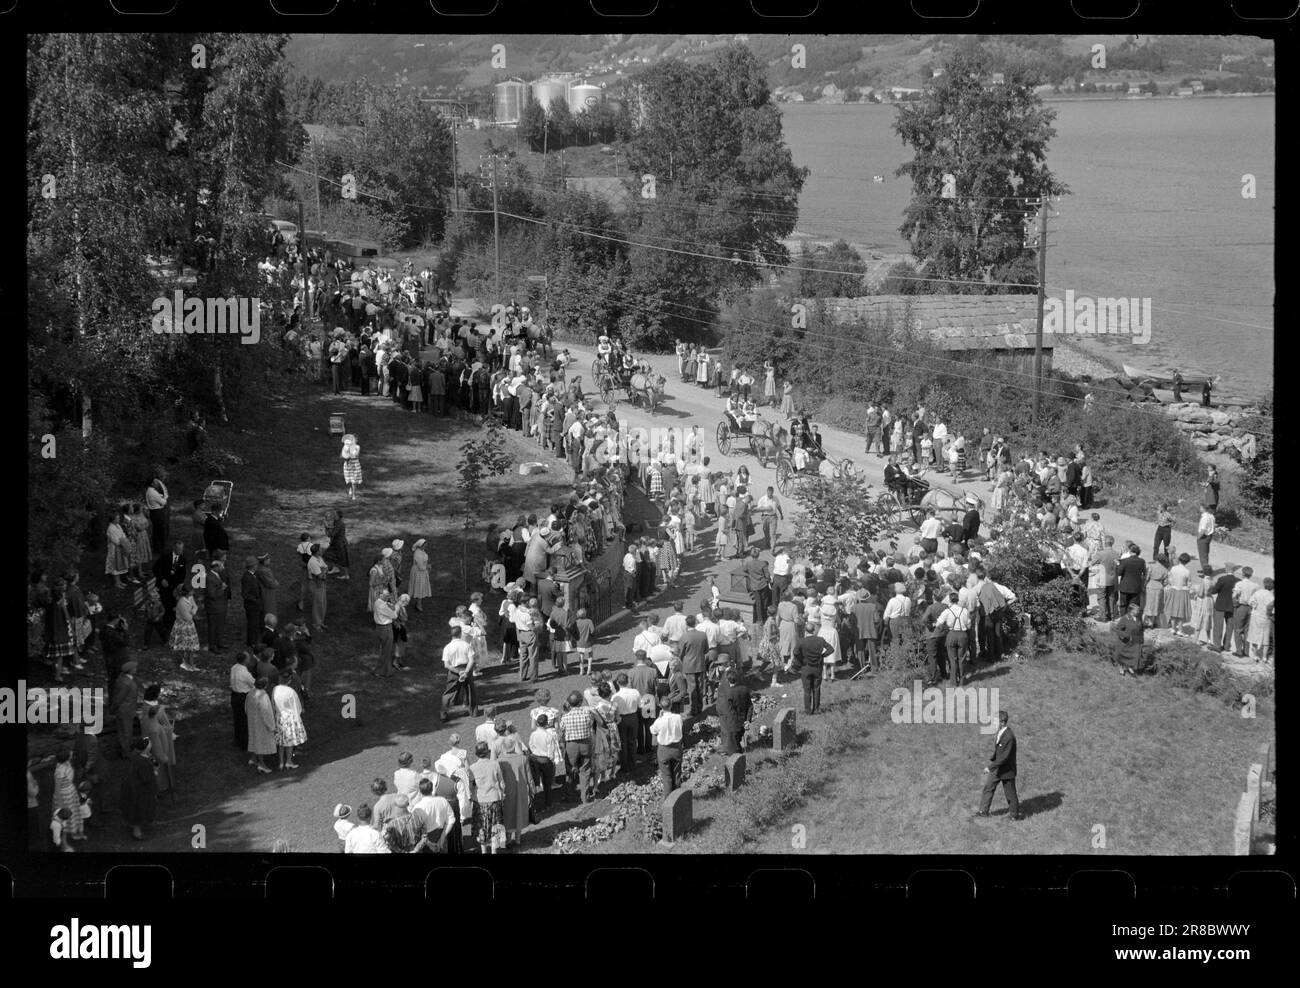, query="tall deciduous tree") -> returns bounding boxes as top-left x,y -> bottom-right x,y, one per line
893,42 -> 1067,293
455,418 -> 514,587
790,475 -> 893,571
